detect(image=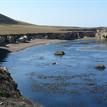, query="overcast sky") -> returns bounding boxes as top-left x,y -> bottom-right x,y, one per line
0,0 -> 107,27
